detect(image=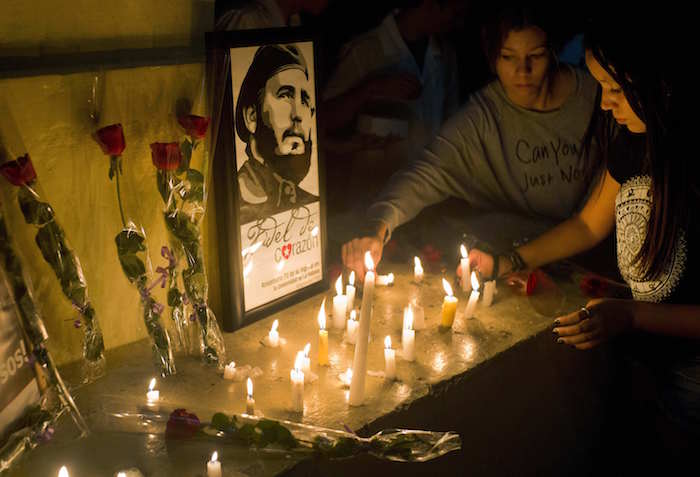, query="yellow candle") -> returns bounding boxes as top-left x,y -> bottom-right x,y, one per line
317,299 -> 329,366
440,278 -> 458,328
